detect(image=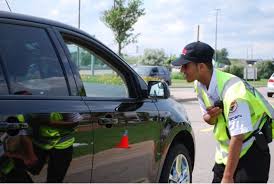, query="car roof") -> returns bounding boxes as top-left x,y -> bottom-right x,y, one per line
0,11 -> 103,46
0,11 -> 129,65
